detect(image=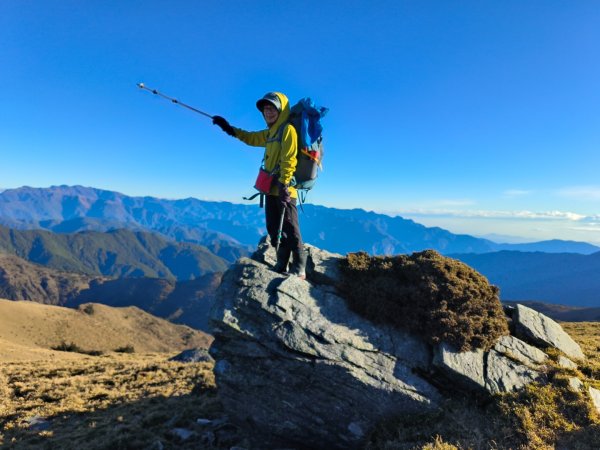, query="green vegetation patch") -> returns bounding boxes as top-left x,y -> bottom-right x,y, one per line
51,341 -> 103,356
339,250 -> 509,351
